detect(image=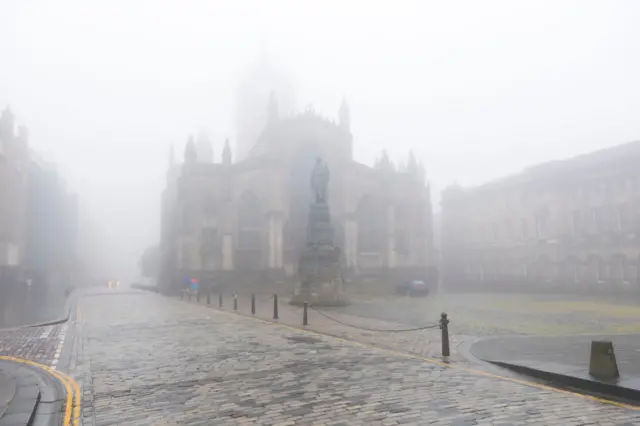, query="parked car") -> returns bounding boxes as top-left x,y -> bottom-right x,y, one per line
395,280 -> 430,296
